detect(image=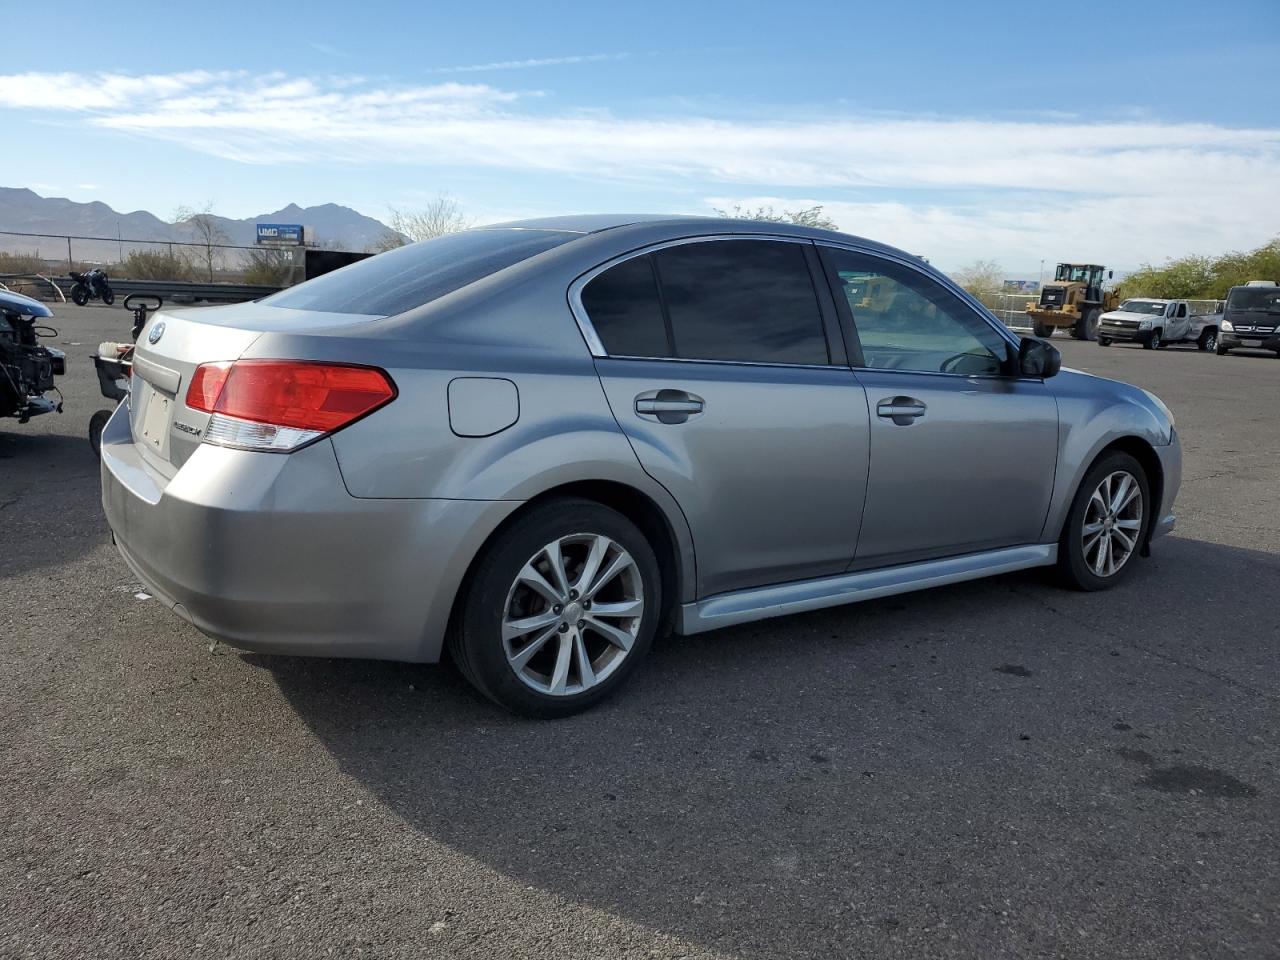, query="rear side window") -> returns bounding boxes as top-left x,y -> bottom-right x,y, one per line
655,240 -> 828,365
580,254 -> 671,357
262,229 -> 574,317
